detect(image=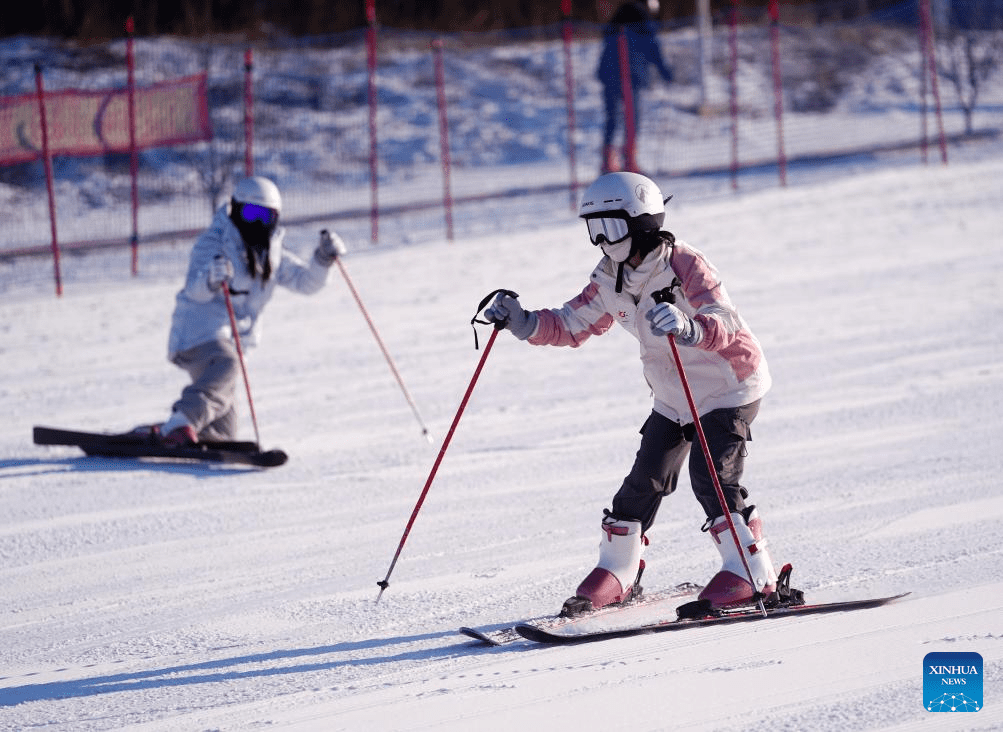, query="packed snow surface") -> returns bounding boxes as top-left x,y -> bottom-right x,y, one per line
1,150 -> 1002,728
